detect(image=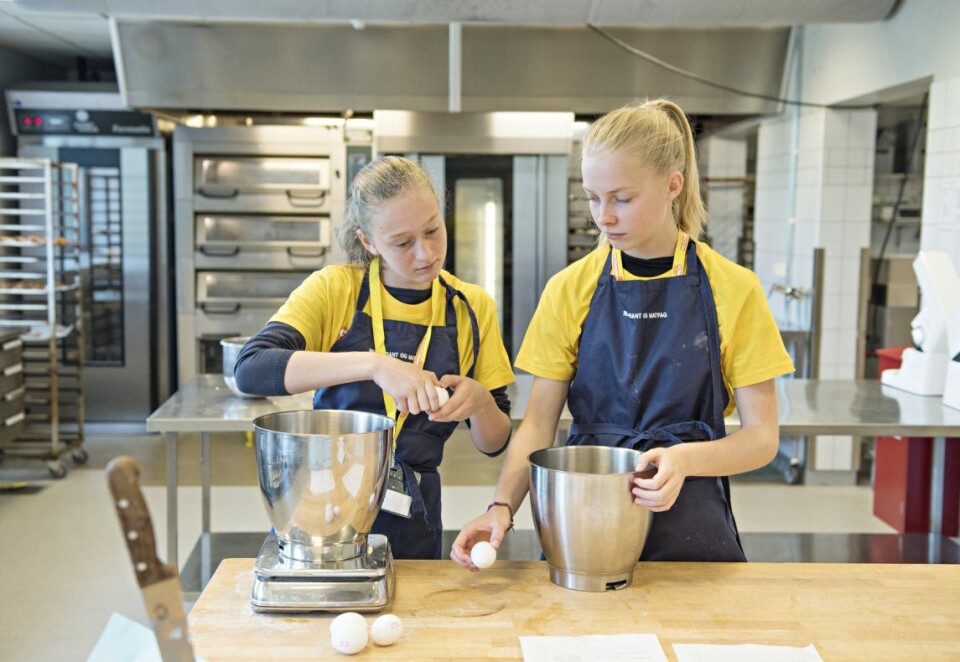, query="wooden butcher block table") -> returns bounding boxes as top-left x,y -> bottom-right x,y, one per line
189,559 -> 960,660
